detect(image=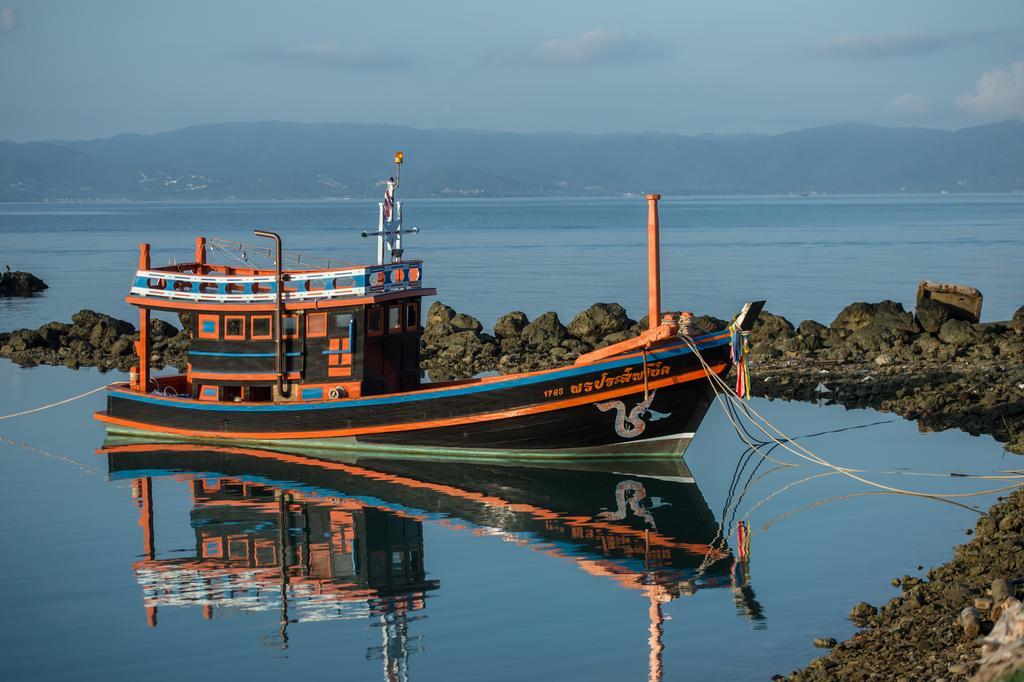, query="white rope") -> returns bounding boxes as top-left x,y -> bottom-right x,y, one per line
681,334 -> 1024,501
0,385 -> 107,421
